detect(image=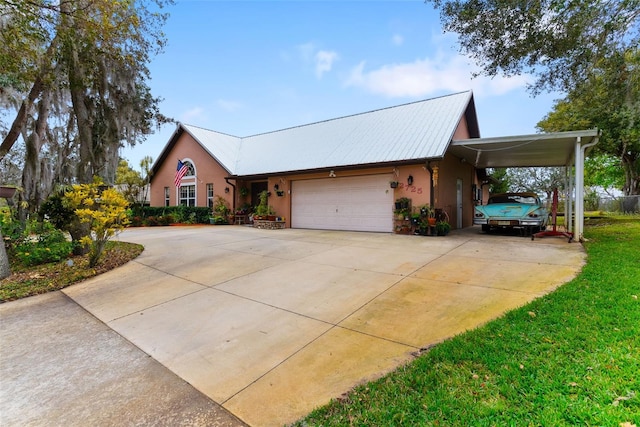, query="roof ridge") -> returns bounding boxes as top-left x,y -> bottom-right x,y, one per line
181,122 -> 241,139
243,90 -> 472,139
